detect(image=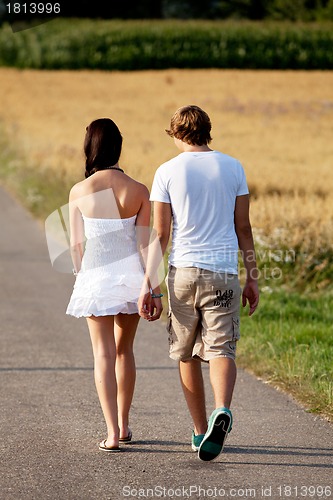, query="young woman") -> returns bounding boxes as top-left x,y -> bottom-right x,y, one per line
66,118 -> 151,452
